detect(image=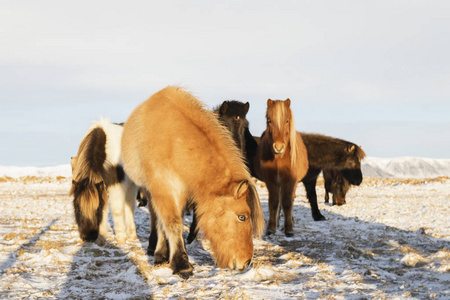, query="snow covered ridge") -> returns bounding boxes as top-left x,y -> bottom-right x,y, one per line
0,156 -> 449,179
362,156 -> 450,178
0,164 -> 72,178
